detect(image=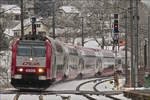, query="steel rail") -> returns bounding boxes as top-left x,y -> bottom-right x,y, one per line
76,77 -> 113,100
0,76 -> 124,100
93,79 -> 123,100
